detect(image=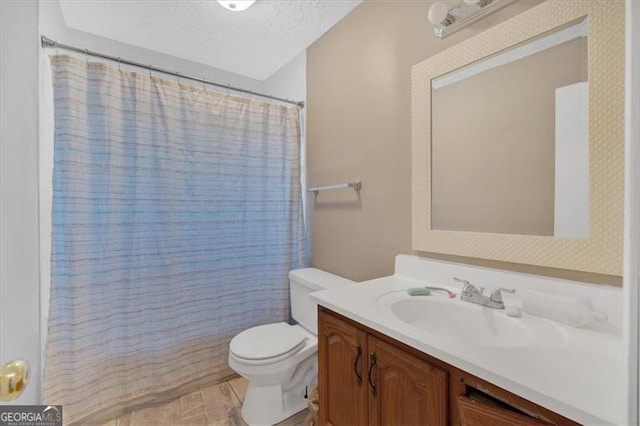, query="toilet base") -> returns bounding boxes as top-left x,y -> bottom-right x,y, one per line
239,357 -> 317,425
241,383 -> 307,426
